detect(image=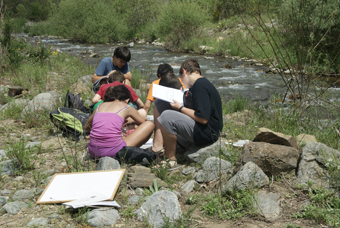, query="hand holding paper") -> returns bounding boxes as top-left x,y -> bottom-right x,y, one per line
152,84 -> 184,104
